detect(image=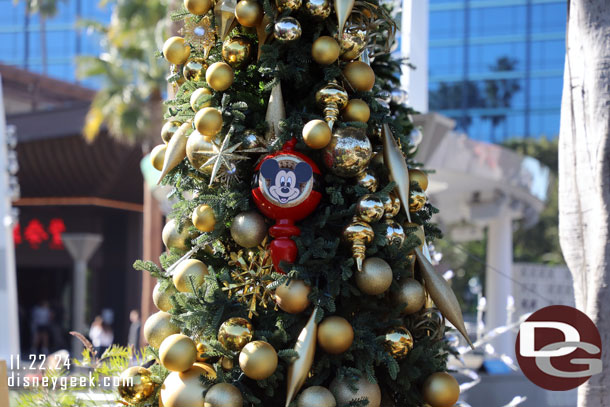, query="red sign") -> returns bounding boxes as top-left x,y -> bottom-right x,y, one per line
13,218 -> 66,250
